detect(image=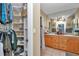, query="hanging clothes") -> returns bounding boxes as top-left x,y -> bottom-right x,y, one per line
3,32 -> 12,56
12,30 -> 17,51
0,29 -> 17,56
0,4 -> 2,22
0,42 -> 4,56
2,3 -> 7,24
1,3 -> 13,24
0,3 -> 15,56
7,29 -> 17,51
8,3 -> 13,23
0,32 -> 4,56
0,32 -> 3,42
